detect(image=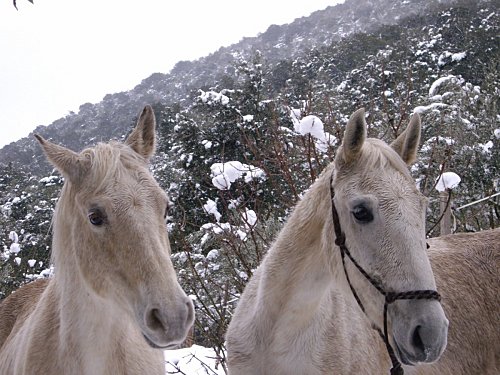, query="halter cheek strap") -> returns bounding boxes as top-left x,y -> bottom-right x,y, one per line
329,174 -> 441,375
